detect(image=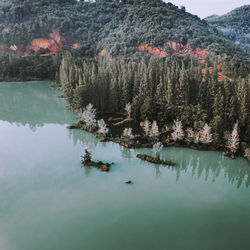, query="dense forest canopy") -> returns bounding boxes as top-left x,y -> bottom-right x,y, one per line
0,0 -> 248,80
205,5 -> 250,55
0,0 -> 246,56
